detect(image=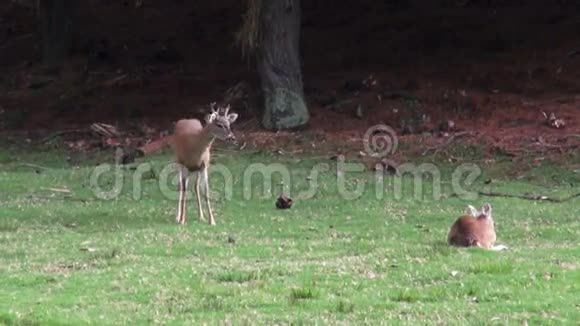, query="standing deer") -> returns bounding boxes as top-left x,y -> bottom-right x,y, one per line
173,103 -> 238,225
448,203 -> 508,251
